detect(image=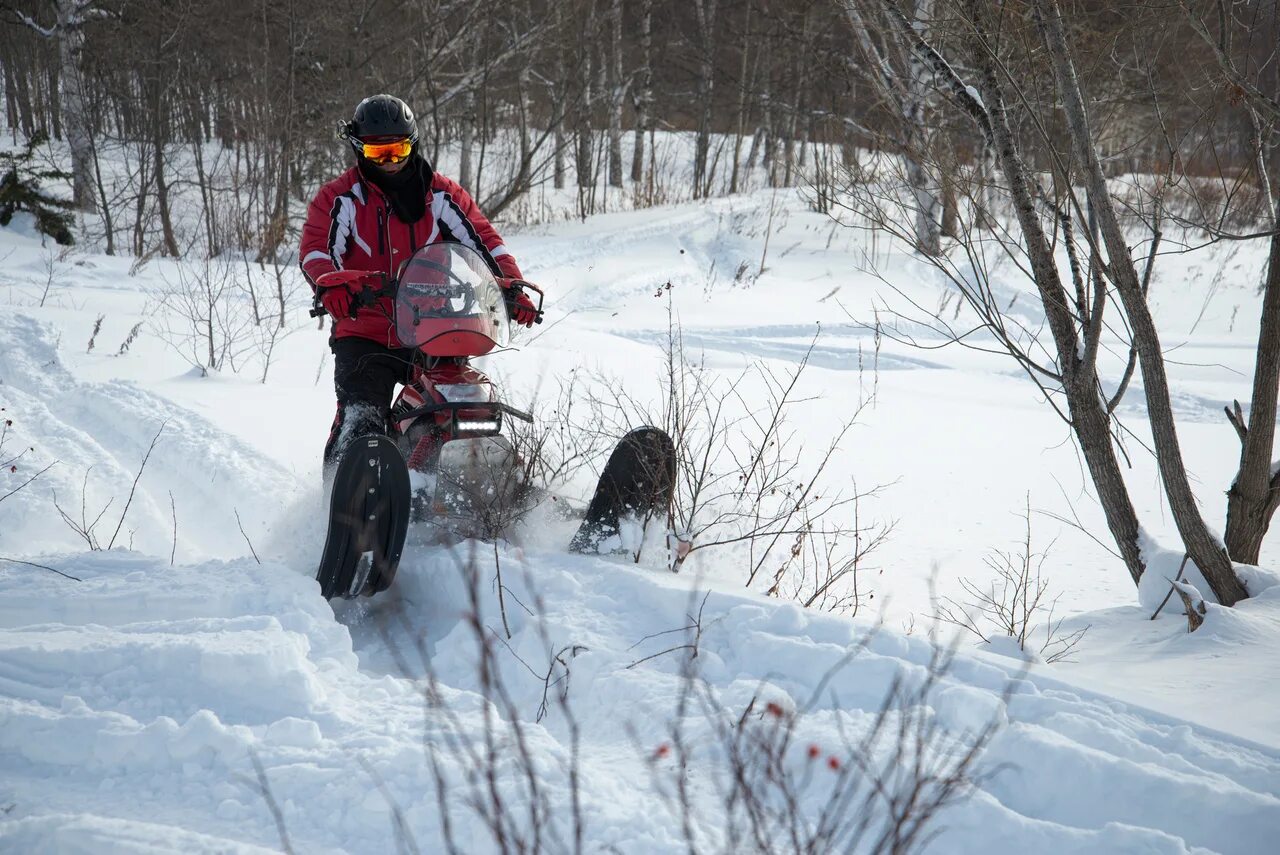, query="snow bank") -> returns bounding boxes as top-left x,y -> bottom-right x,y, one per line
2,543 -> 1278,853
